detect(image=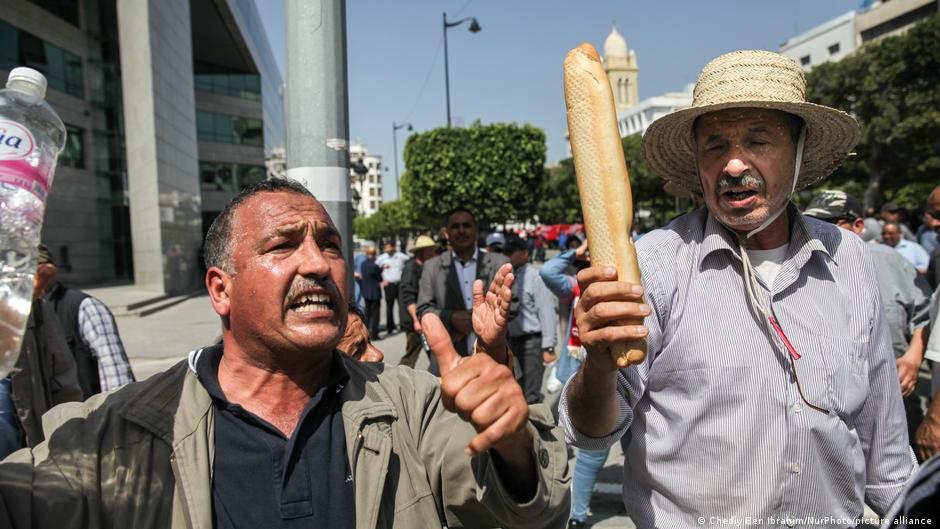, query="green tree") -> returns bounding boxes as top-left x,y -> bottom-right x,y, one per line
352,199 -> 423,243
401,122 -> 547,226
534,133 -> 679,227
806,14 -> 940,209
